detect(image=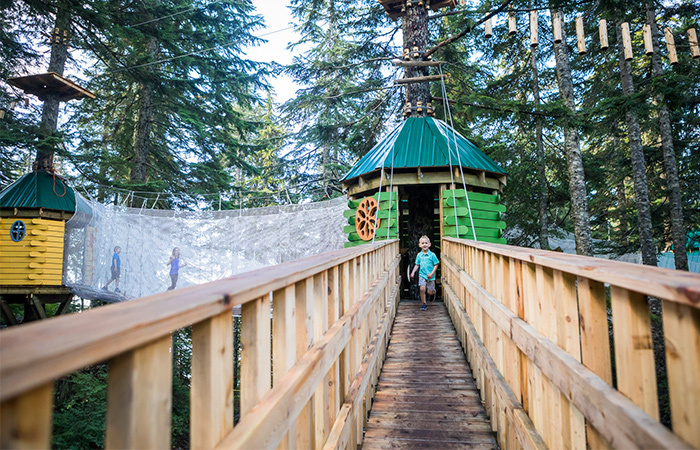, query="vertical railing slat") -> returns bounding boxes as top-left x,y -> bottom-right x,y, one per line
313,272 -> 330,446
611,287 -> 659,419
273,285 -> 296,450
0,383 -> 53,449
191,311 -> 234,449
106,335 -> 172,449
662,300 -> 700,447
240,296 -> 272,419
294,279 -> 315,449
